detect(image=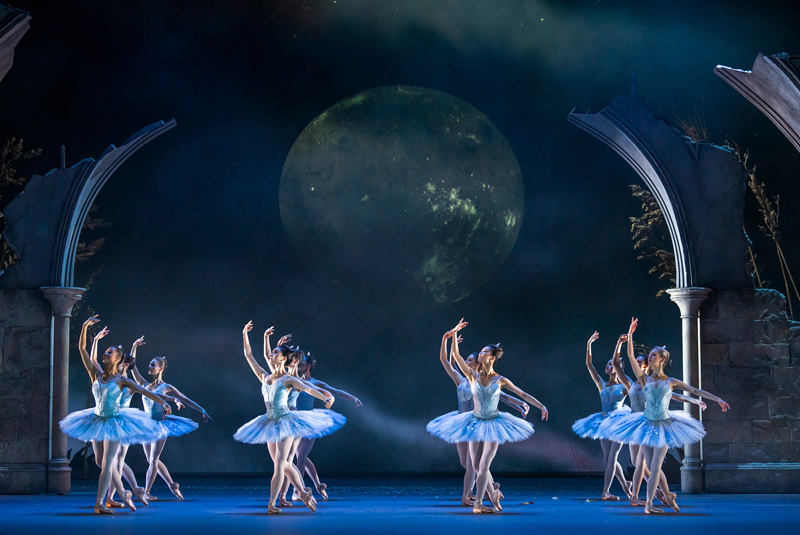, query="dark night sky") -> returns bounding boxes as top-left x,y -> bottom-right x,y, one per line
2,0 -> 799,474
